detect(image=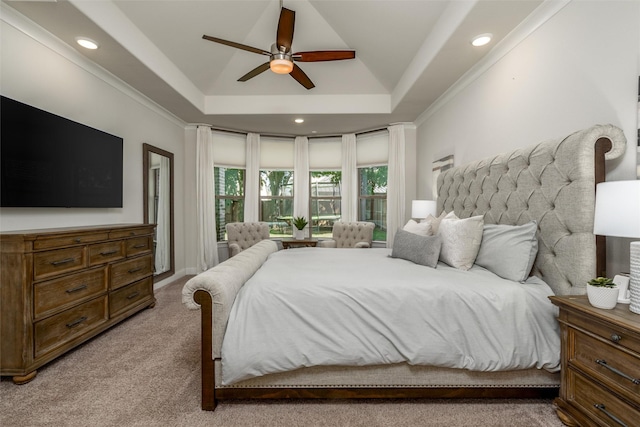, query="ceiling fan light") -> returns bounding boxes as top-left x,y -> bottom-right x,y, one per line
270,58 -> 294,74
